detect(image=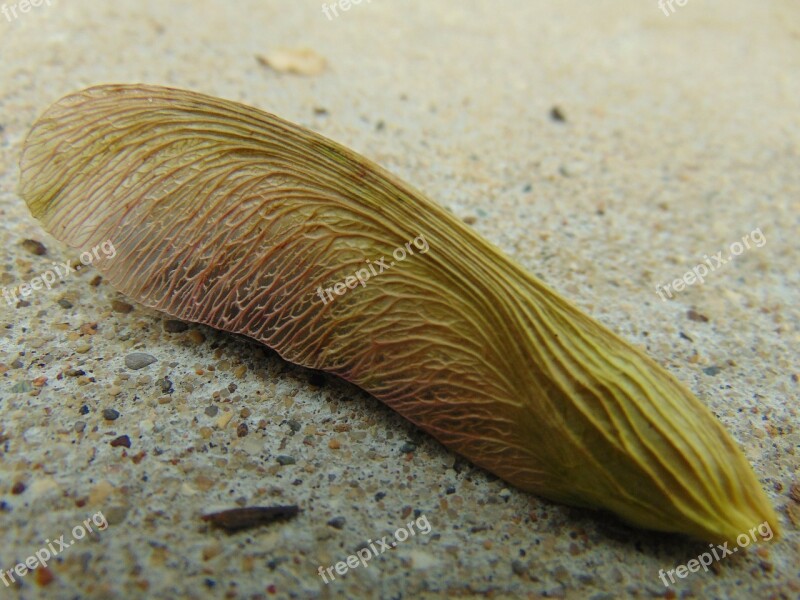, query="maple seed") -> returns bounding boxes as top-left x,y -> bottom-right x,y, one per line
18,84 -> 779,543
